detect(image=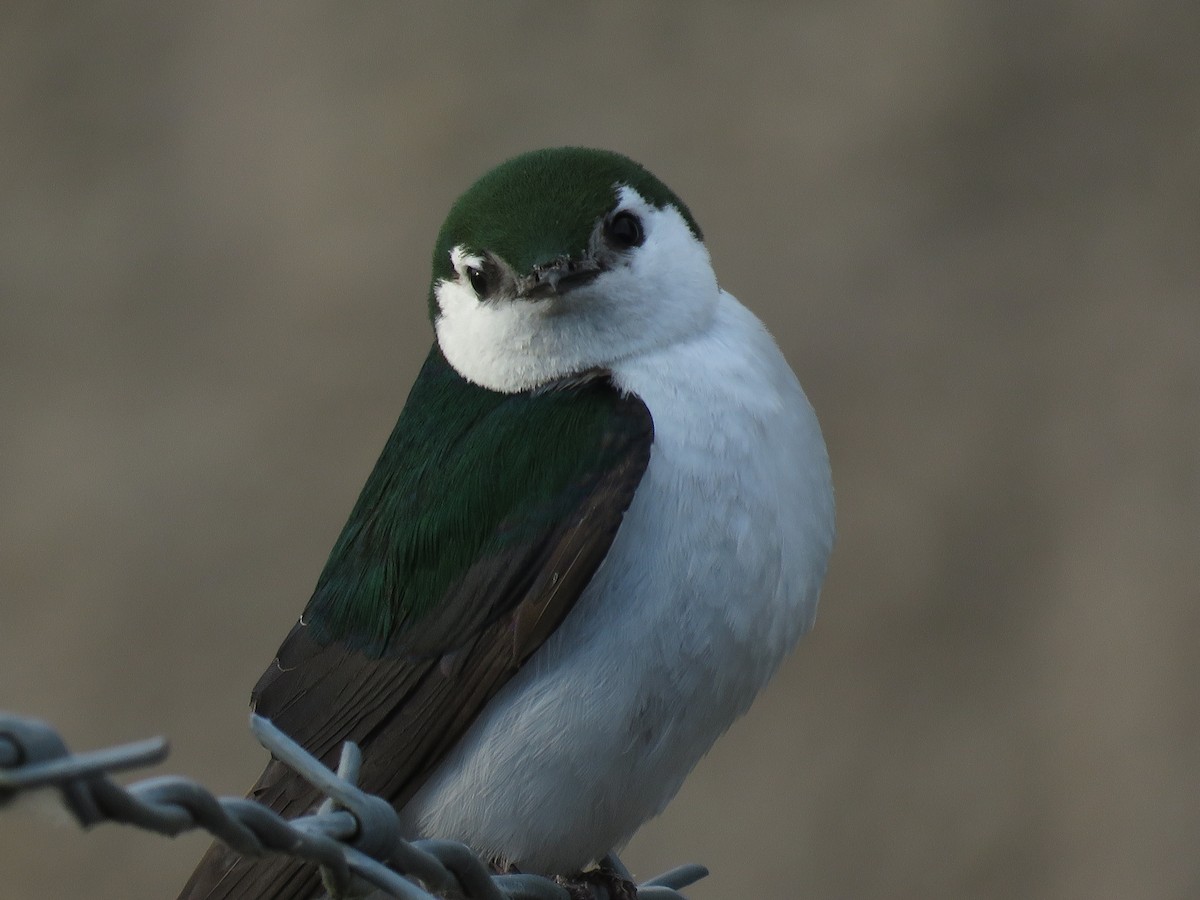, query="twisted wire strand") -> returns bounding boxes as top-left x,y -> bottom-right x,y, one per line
0,711 -> 707,900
